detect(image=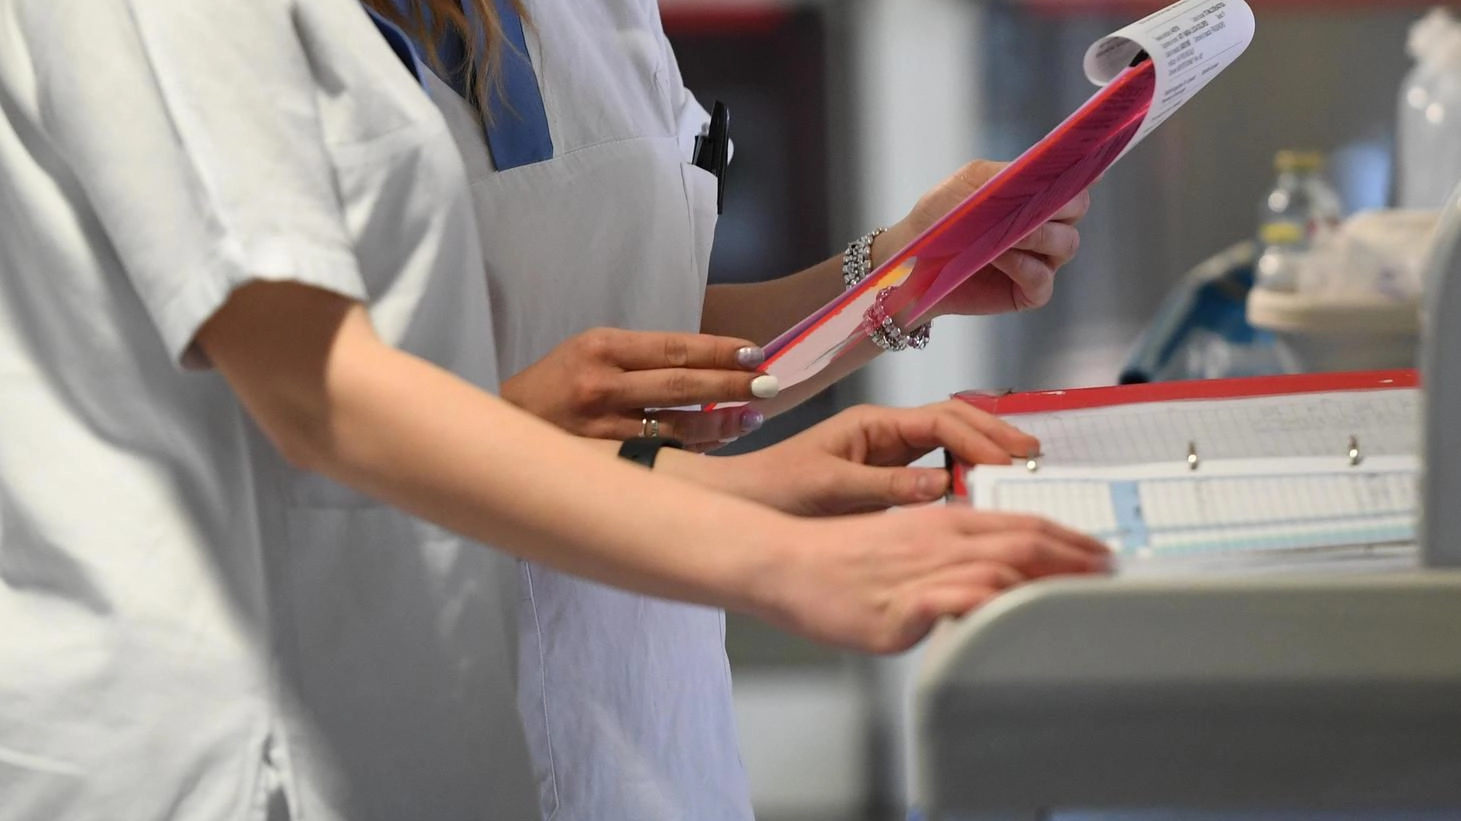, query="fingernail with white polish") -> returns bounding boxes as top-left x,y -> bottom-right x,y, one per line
736,347 -> 766,368
719,437 -> 741,445
750,374 -> 780,400
739,409 -> 765,434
